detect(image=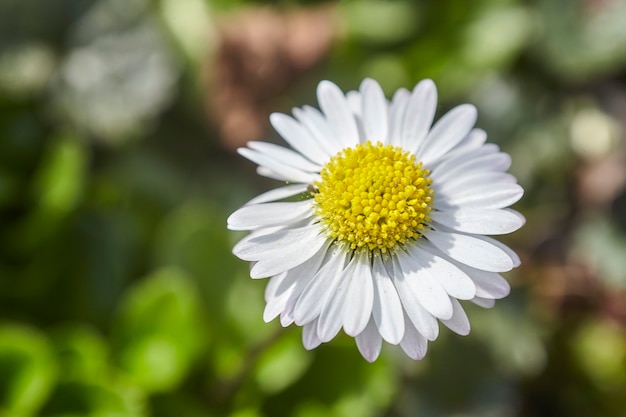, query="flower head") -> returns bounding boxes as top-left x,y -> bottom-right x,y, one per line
227,79 -> 524,362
